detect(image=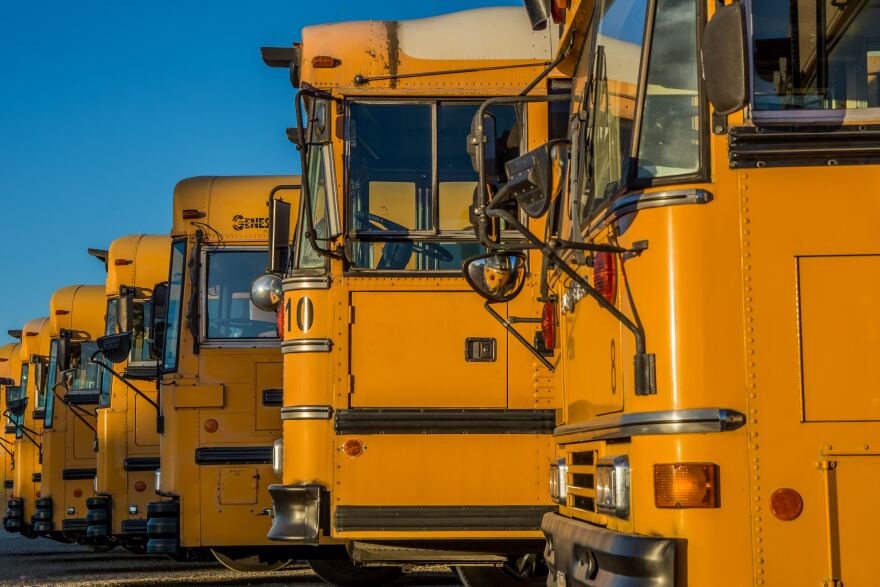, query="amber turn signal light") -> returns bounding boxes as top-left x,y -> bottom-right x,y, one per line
654,463 -> 719,508
312,55 -> 341,68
